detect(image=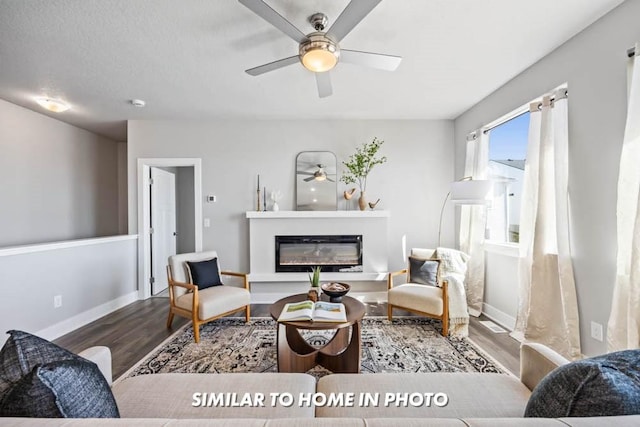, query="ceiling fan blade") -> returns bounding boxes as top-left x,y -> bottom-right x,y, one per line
326,177 -> 335,183
296,171 -> 315,176
326,0 -> 382,42
303,176 -> 316,182
245,55 -> 300,76
315,72 -> 333,98
340,49 -> 402,71
238,0 -> 308,44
